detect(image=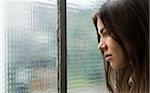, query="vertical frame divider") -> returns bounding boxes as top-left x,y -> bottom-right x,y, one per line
57,0 -> 67,93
